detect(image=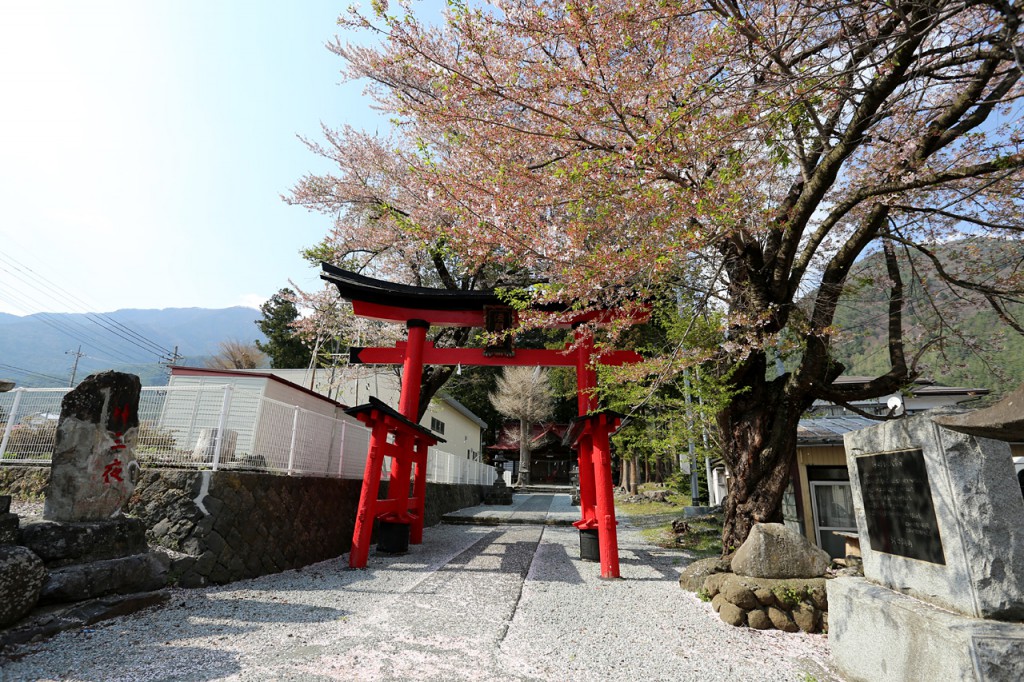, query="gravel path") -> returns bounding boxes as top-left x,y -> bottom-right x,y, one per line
1,521 -> 838,681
